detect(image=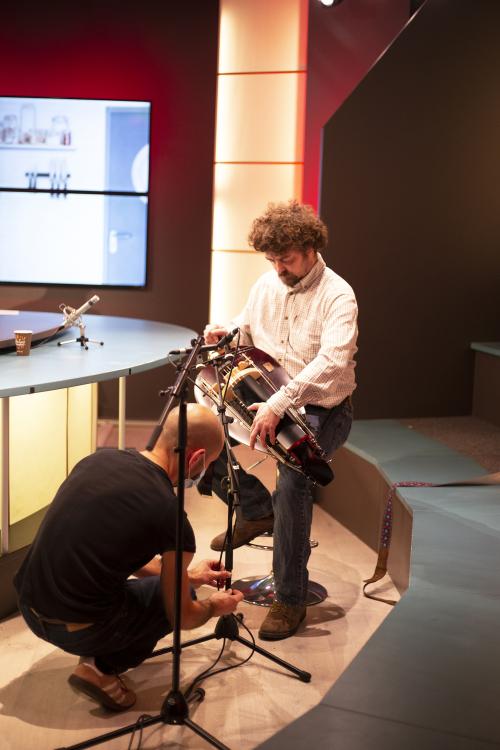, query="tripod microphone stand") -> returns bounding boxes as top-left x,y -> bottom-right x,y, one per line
58,335 -> 227,750
151,345 -> 311,670
57,319 -> 104,350
58,334 -> 310,750
56,296 -> 104,350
